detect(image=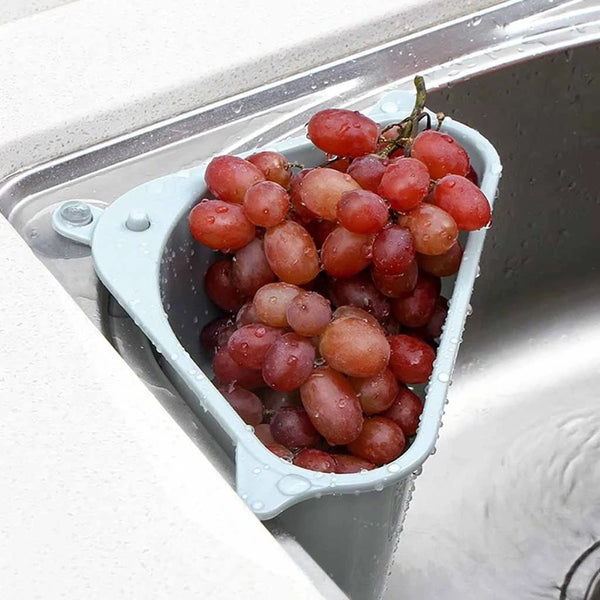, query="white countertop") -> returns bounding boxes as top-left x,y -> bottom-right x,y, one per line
0,1 -> 502,598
